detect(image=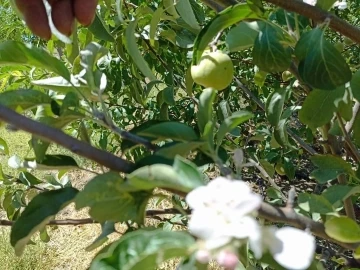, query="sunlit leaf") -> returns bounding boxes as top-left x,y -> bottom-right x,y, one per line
226,21 -> 263,52
325,217 -> 360,243
310,155 -> 354,183
193,4 -> 259,63
125,19 -> 157,81
299,87 -> 345,130
90,229 -> 194,270
295,28 -> 351,90
88,13 -> 114,42
10,187 -> 78,256
75,172 -> 152,223
253,23 -> 292,73
0,41 -> 70,80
